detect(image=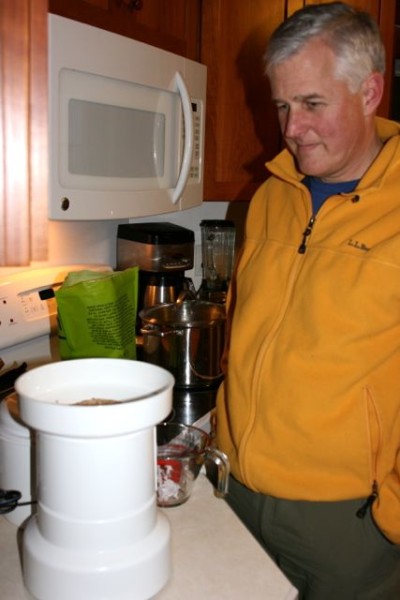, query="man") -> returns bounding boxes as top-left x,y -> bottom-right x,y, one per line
216,3 -> 400,598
